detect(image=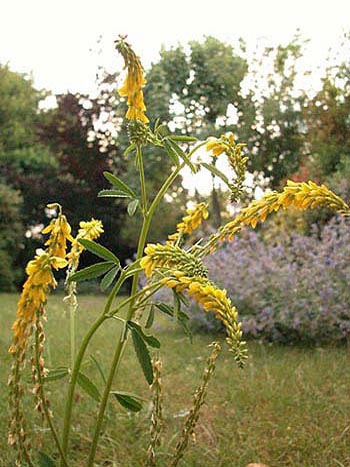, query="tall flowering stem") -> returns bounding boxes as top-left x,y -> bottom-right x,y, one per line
65,219 -> 104,367
8,206 -> 70,466
169,342 -> 222,467
147,357 -> 163,467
